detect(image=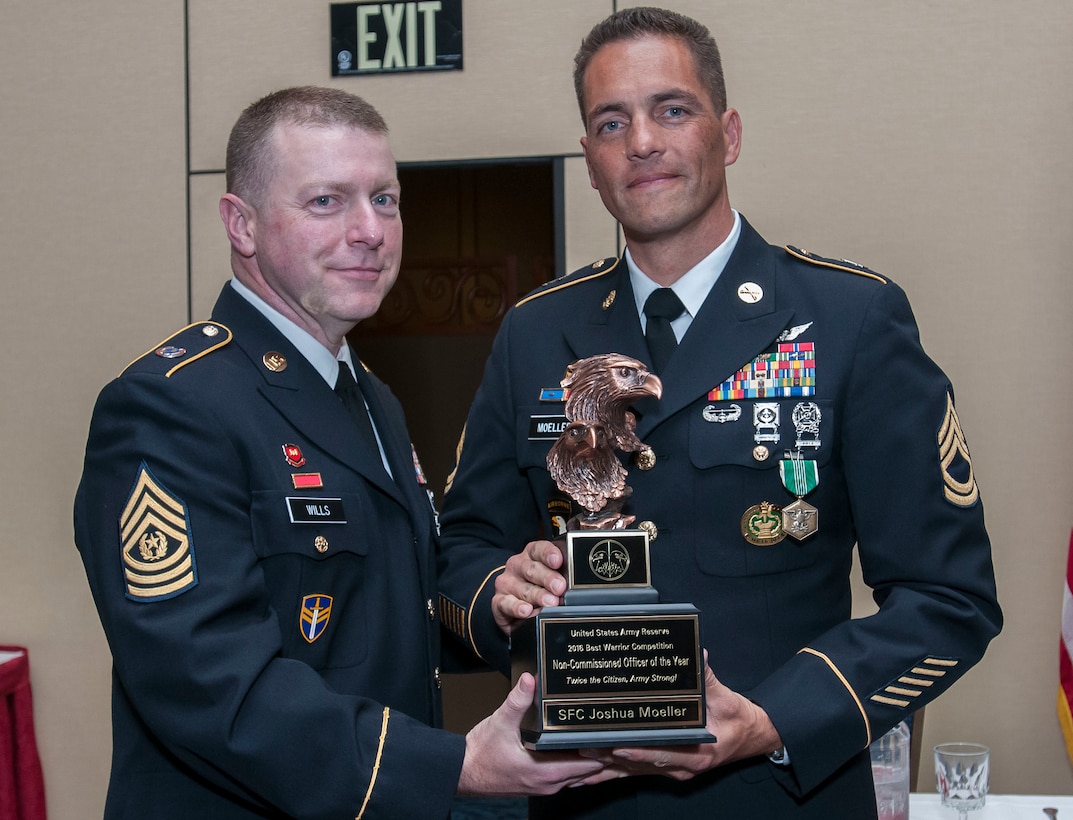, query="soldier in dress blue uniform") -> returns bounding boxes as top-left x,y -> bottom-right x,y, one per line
436,9 -> 1002,819
74,86 -> 617,819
